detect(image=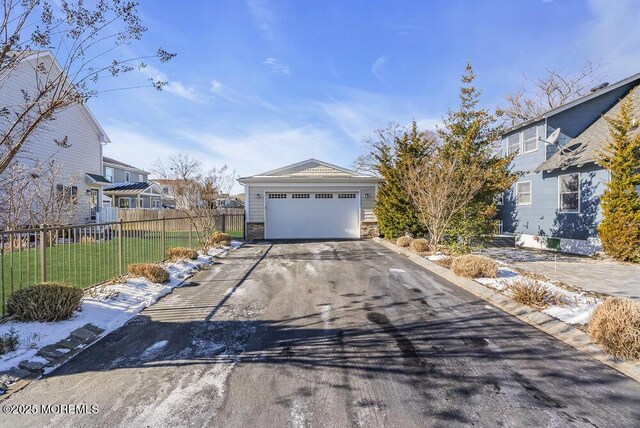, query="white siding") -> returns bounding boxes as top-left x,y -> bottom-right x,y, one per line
247,184 -> 377,223
0,56 -> 106,222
